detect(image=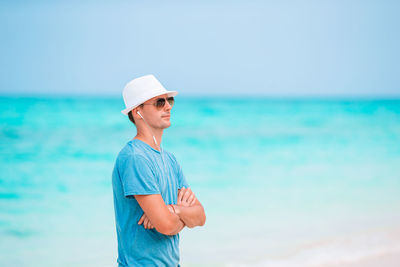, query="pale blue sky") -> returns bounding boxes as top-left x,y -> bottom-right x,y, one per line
1,0 -> 399,96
